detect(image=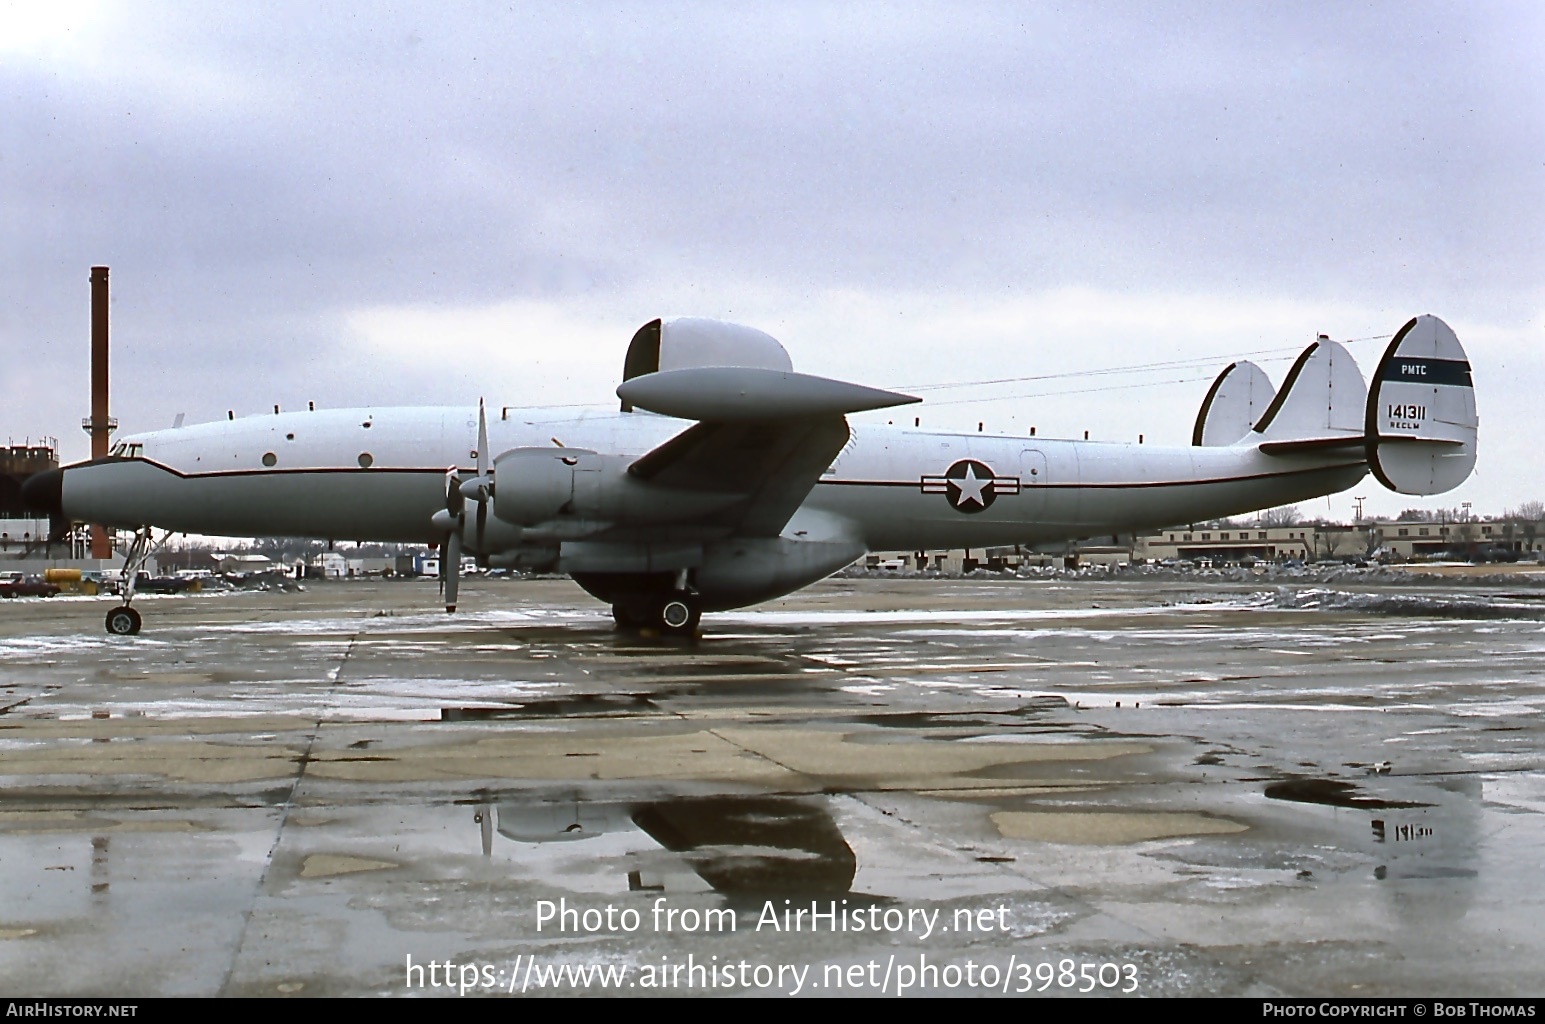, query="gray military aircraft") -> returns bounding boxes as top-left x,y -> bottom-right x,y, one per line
22,314 -> 1478,636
